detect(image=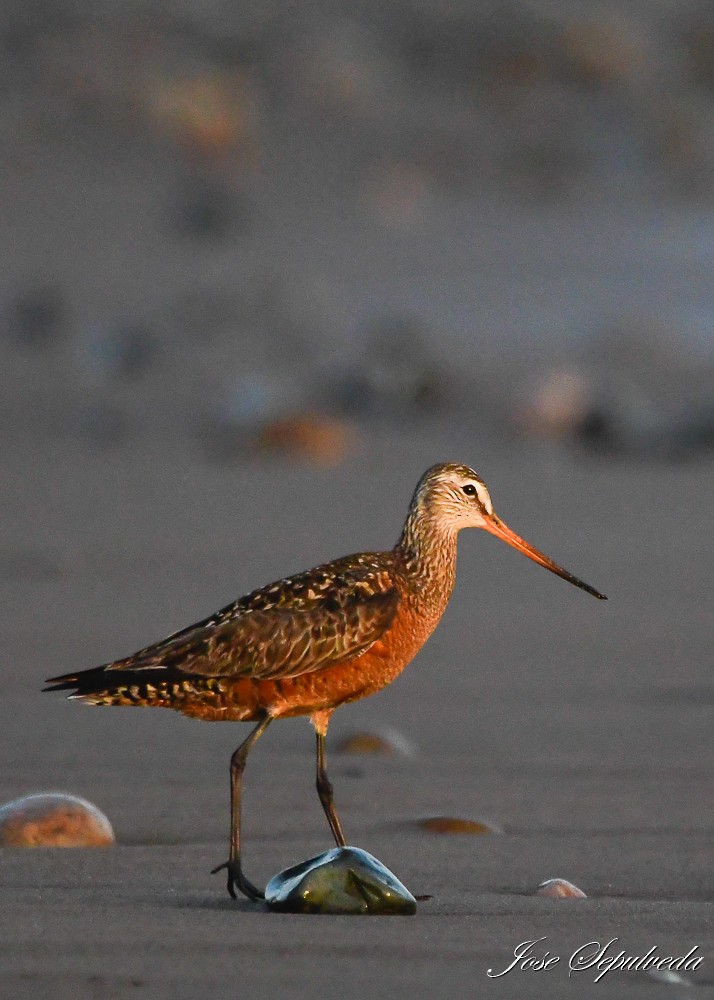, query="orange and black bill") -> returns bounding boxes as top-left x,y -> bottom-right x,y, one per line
483,513 -> 607,600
